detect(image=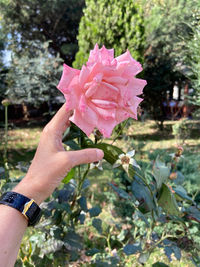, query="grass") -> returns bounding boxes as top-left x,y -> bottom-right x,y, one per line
0,118 -> 199,266
1,119 -> 199,177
